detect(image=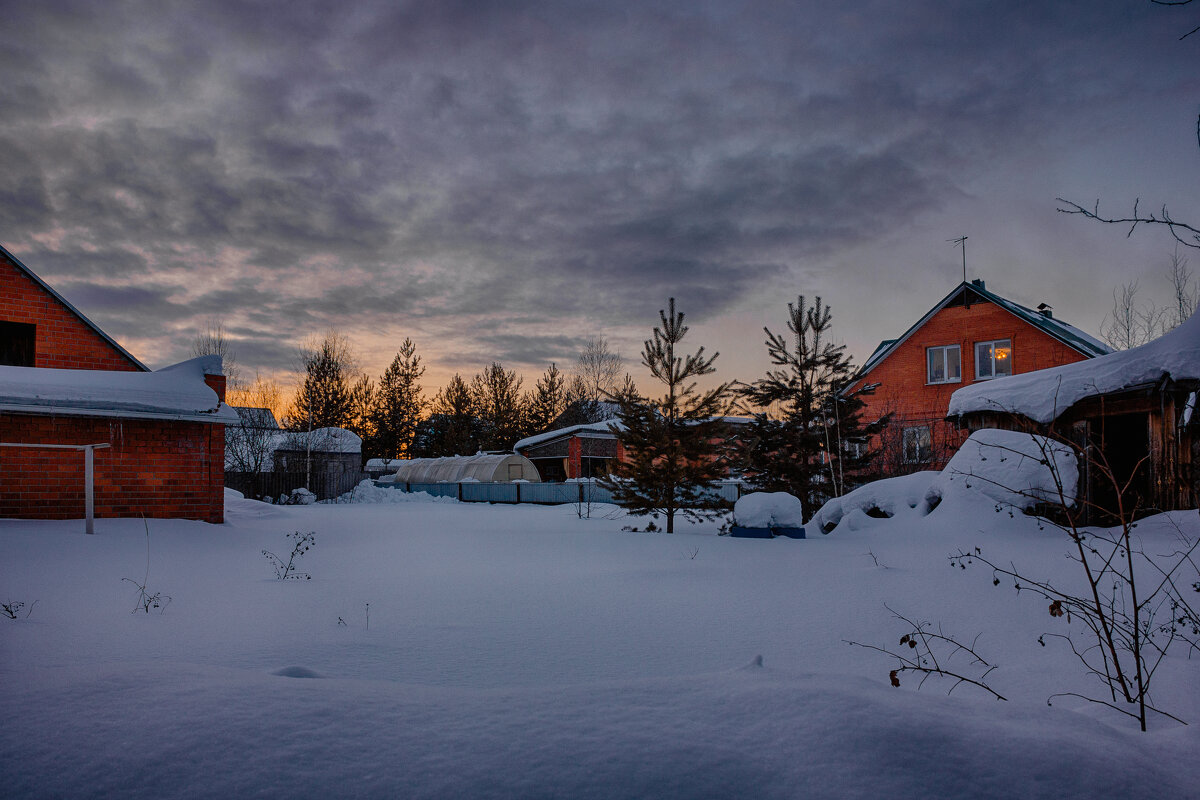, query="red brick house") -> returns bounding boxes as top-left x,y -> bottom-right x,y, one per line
0,244 -> 235,524
846,279 -> 1109,473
